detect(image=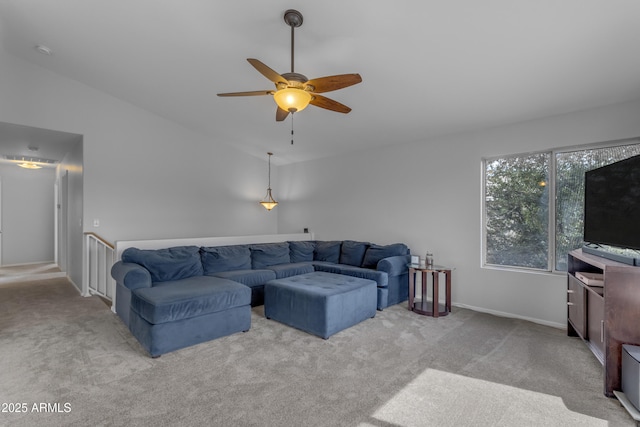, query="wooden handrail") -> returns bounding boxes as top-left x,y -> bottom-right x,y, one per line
84,232 -> 115,250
